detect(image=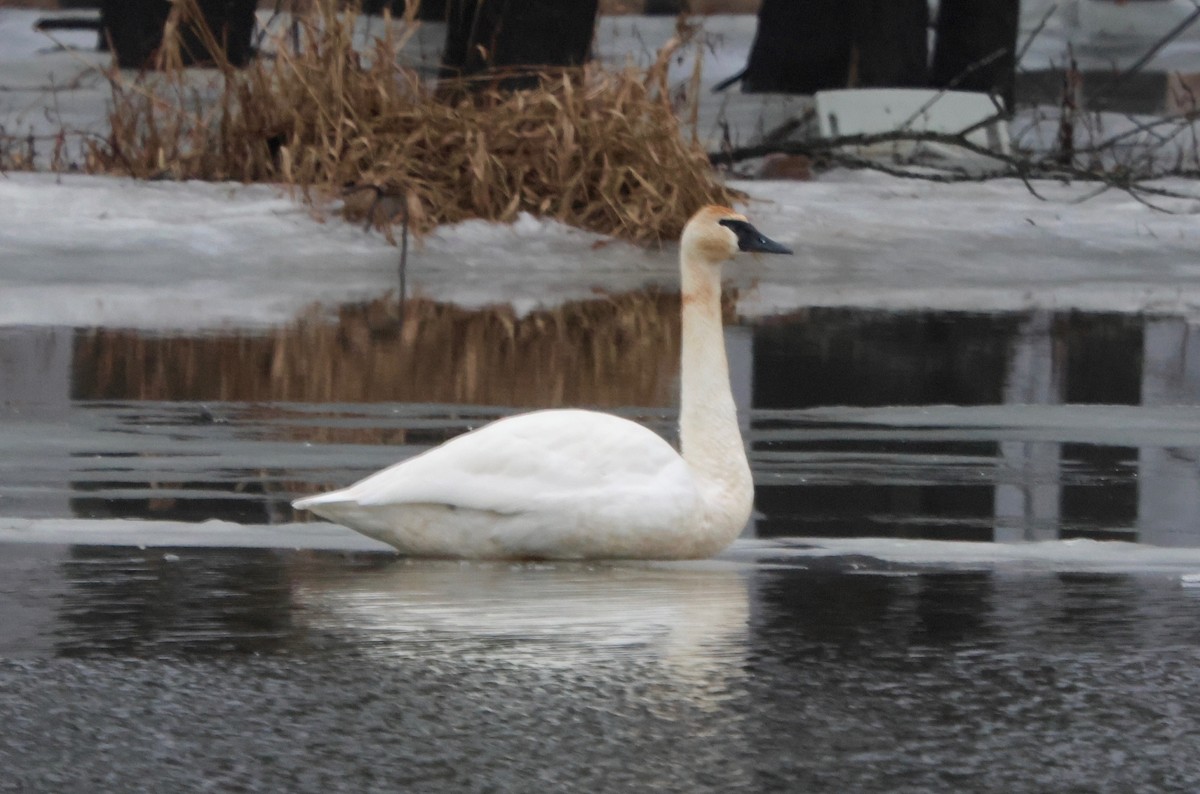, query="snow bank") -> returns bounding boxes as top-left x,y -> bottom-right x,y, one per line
737,173 -> 1200,318
0,173 -> 675,329
6,6 -> 1200,330
0,174 -> 400,329
5,169 -> 1200,330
